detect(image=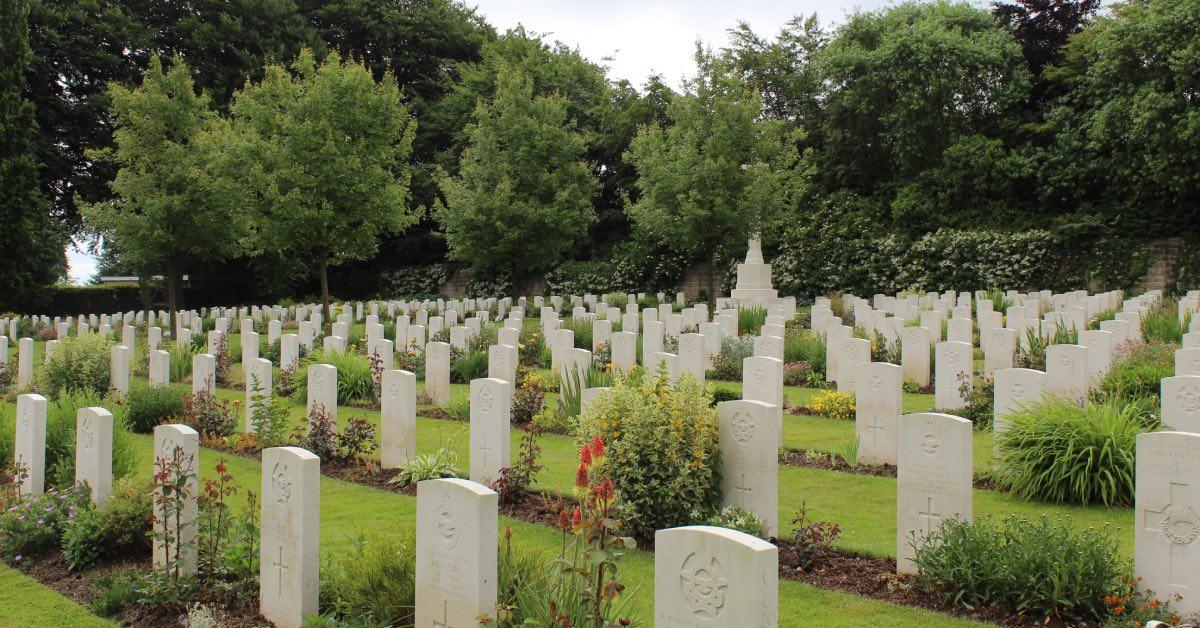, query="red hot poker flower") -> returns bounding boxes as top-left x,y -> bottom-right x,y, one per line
579,443 -> 592,466
575,463 -> 589,489
592,436 -> 605,458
